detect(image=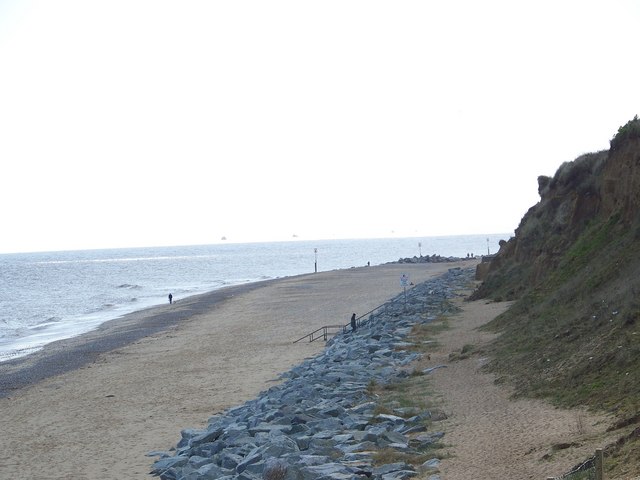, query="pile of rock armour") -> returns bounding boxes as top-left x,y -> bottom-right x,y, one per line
391,255 -> 468,264
151,267 -> 473,480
